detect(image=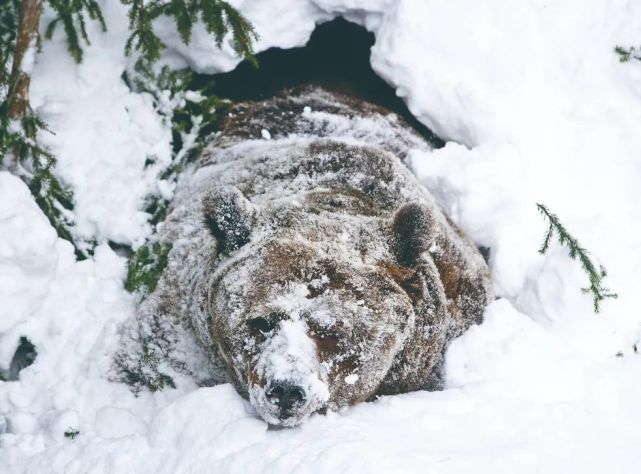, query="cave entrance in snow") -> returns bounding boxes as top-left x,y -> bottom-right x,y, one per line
205,17 -> 444,147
